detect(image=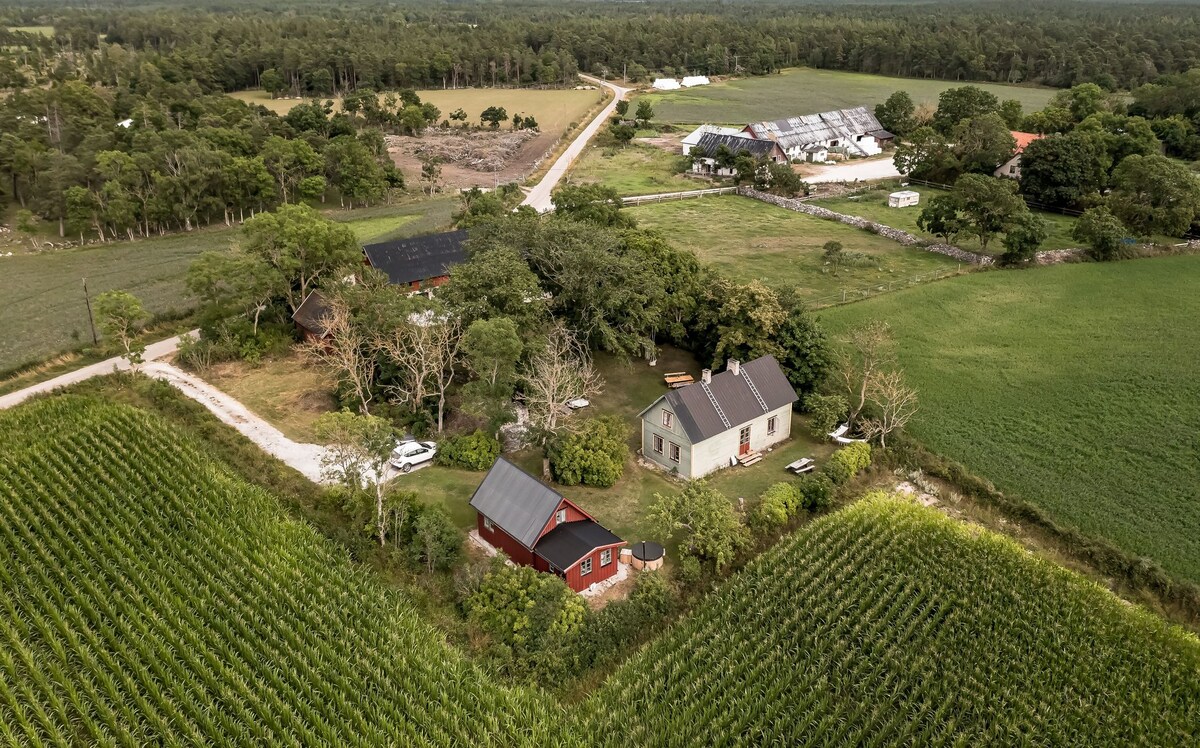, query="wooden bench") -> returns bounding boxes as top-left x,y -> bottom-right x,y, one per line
786,458 -> 815,475
663,371 -> 695,388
